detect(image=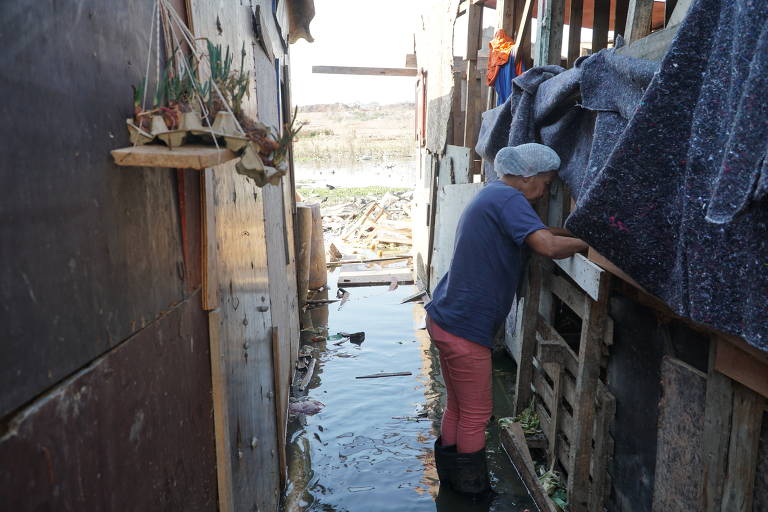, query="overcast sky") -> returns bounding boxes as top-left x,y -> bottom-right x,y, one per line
288,1 -> 502,106
289,0 -> 419,106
